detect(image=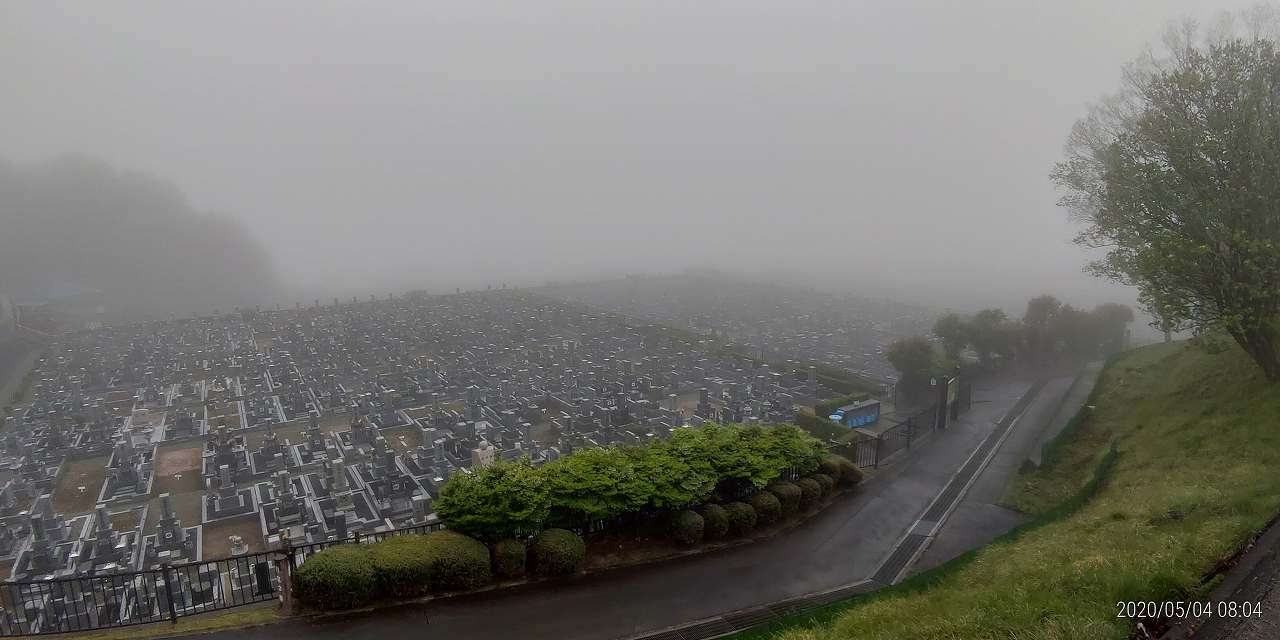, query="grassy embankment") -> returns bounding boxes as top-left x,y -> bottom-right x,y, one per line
732,340 -> 1280,640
